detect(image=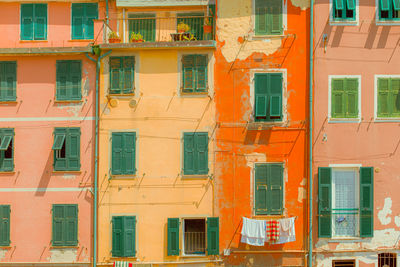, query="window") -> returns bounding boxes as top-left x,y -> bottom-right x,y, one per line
111,132 -> 136,175
109,57 -> 135,95
255,0 -> 283,35
377,77 -> 400,118
330,77 -> 359,119
0,61 -> 17,102
0,129 -> 14,172
332,260 -> 356,267
177,13 -> 204,40
181,55 -> 208,94
0,205 -> 10,246
332,0 -> 356,21
128,14 -> 156,42
183,132 -> 208,175
254,163 -> 284,215
112,216 -> 136,257
52,128 -> 81,171
52,204 -> 78,246
71,3 -> 98,40
56,61 -> 82,101
379,253 -> 397,267
318,167 -> 373,238
167,217 -> 219,256
379,0 -> 400,20
254,73 -> 283,122
21,4 -> 47,40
